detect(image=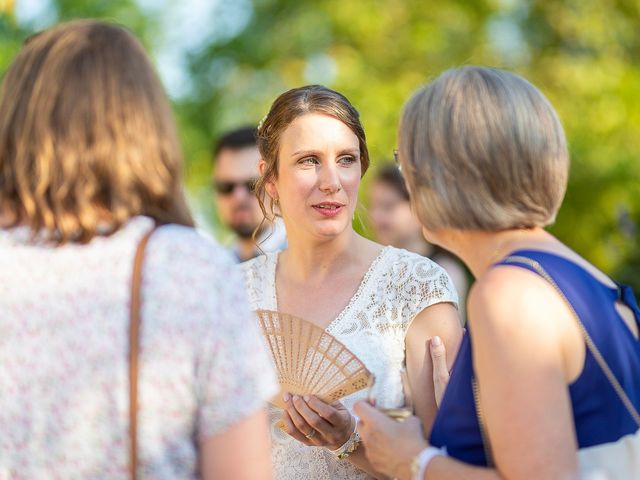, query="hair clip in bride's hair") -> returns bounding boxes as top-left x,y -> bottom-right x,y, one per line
257,113 -> 269,132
